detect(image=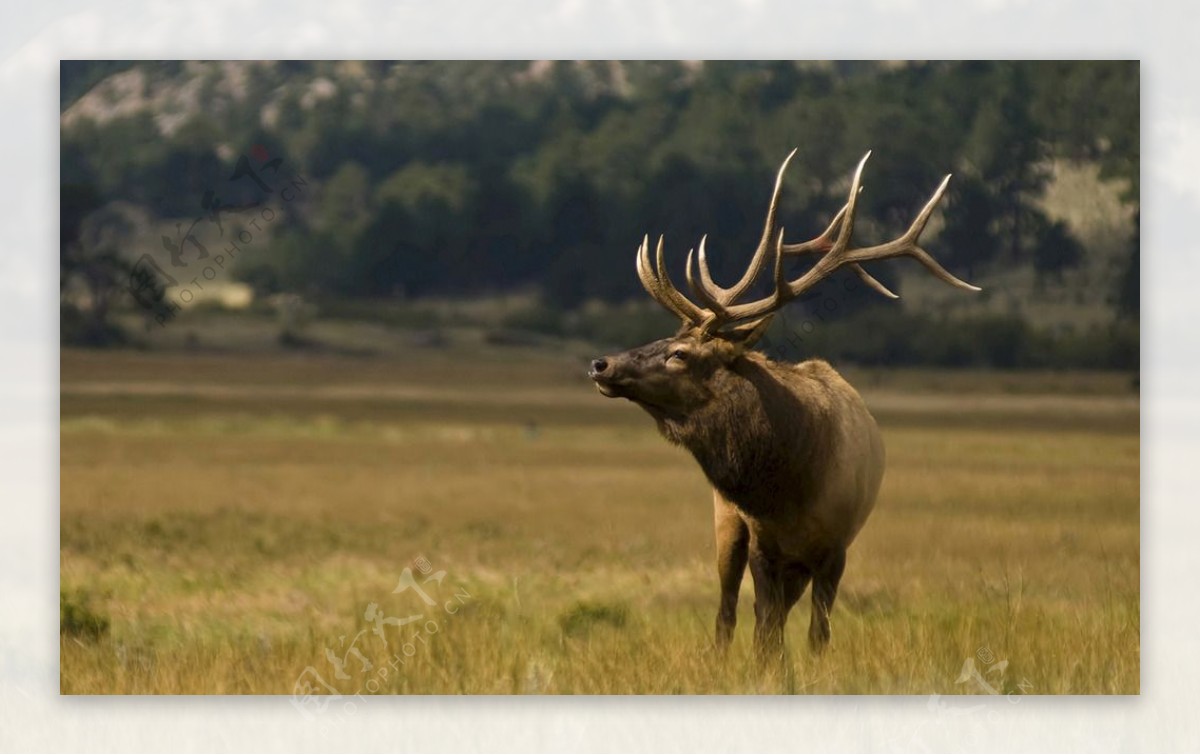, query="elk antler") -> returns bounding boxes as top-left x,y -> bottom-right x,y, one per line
635,150 -> 980,337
